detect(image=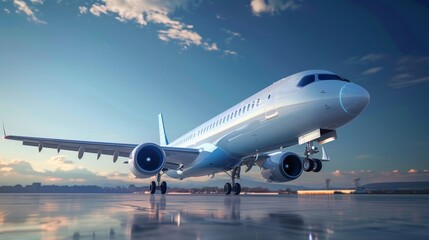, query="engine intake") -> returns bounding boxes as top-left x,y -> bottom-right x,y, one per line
129,143 -> 166,178
261,152 -> 303,182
